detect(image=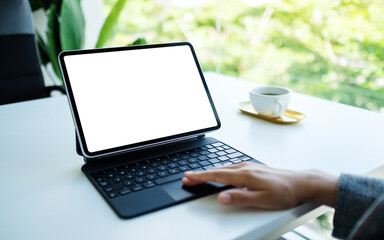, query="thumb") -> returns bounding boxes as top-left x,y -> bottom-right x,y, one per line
218,189 -> 266,207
